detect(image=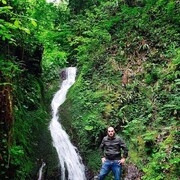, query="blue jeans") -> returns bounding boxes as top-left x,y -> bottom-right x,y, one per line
98,160 -> 122,180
